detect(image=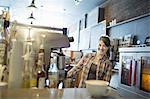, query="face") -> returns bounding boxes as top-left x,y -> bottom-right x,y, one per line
96,40 -> 108,57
